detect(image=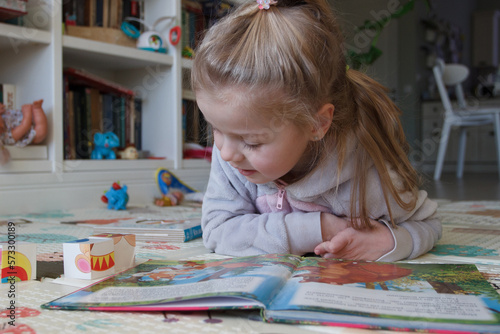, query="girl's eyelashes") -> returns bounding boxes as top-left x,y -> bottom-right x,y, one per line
243,142 -> 261,151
